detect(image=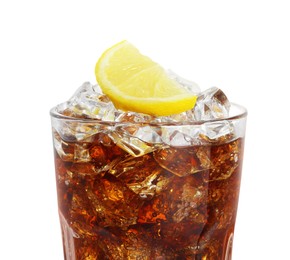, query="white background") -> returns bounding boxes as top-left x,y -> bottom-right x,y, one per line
1,0 -> 289,259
